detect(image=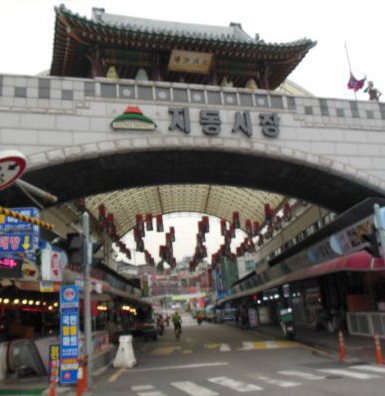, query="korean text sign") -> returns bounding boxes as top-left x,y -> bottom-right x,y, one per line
59,285 -> 80,384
